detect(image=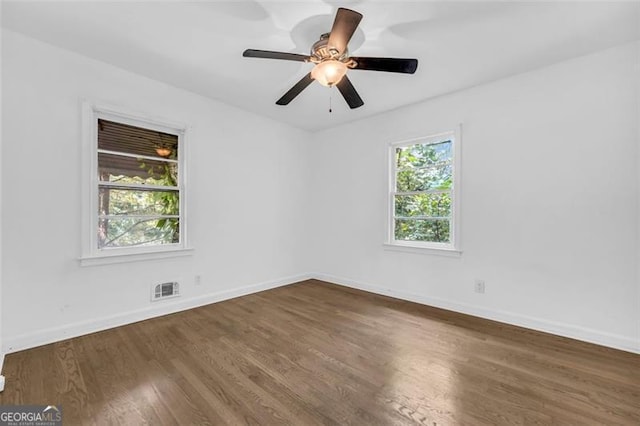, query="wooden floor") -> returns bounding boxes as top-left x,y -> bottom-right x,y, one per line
1,280 -> 639,425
